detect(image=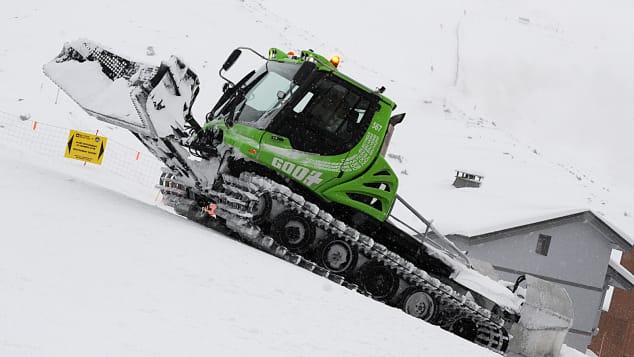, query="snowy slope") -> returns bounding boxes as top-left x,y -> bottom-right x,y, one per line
0,148 -> 499,357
